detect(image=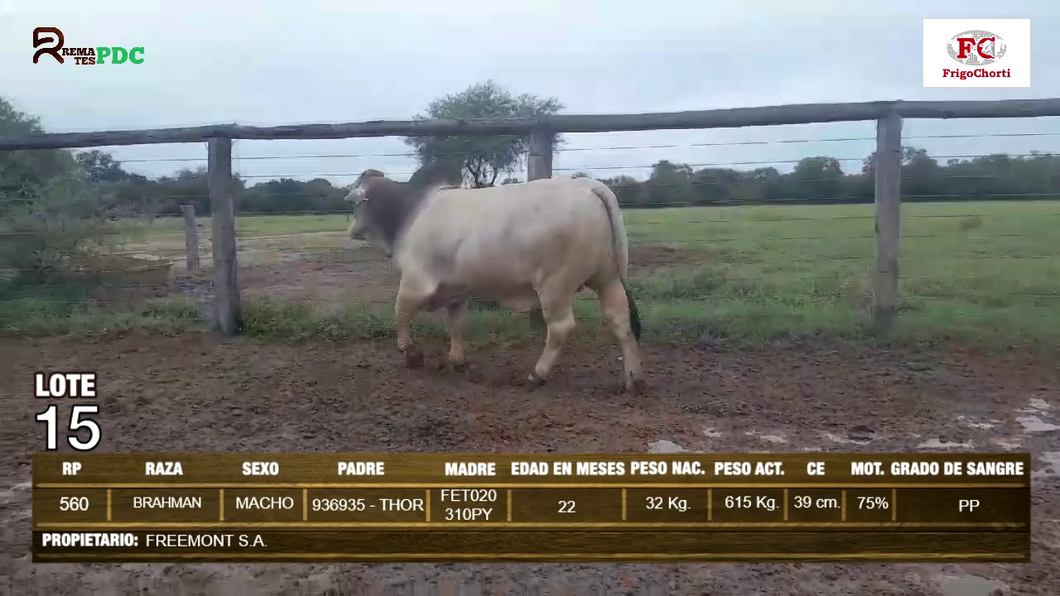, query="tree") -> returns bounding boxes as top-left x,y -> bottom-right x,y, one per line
600,175 -> 646,206
238,177 -> 346,214
691,167 -> 745,203
0,97 -> 79,209
75,150 -> 128,184
644,160 -> 696,206
791,156 -> 845,200
0,98 -> 122,277
155,167 -> 210,216
404,81 -> 564,188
